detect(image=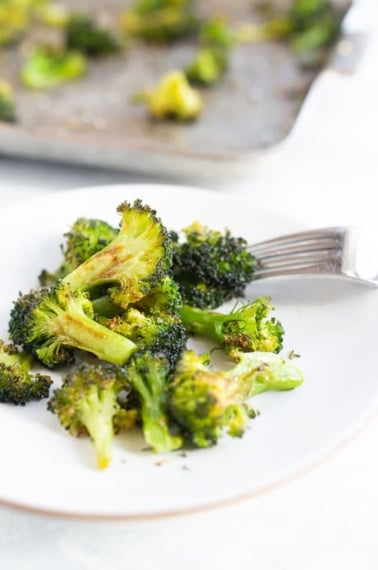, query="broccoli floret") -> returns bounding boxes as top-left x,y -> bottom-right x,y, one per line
169,349 -> 303,447
126,351 -> 183,452
62,200 -> 172,309
134,70 -> 203,121
8,282 -> 137,368
135,276 -> 183,315
171,222 -> 256,308
39,217 -> 119,286
105,306 -> 188,371
199,17 -> 236,49
0,0 -> 30,47
180,296 -> 284,354
248,0 -> 344,66
48,362 -> 133,469
65,15 -> 122,57
185,48 -> 228,86
288,0 -> 344,58
121,0 -> 198,43
0,340 -> 52,405
0,79 -> 17,123
21,45 -> 87,89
